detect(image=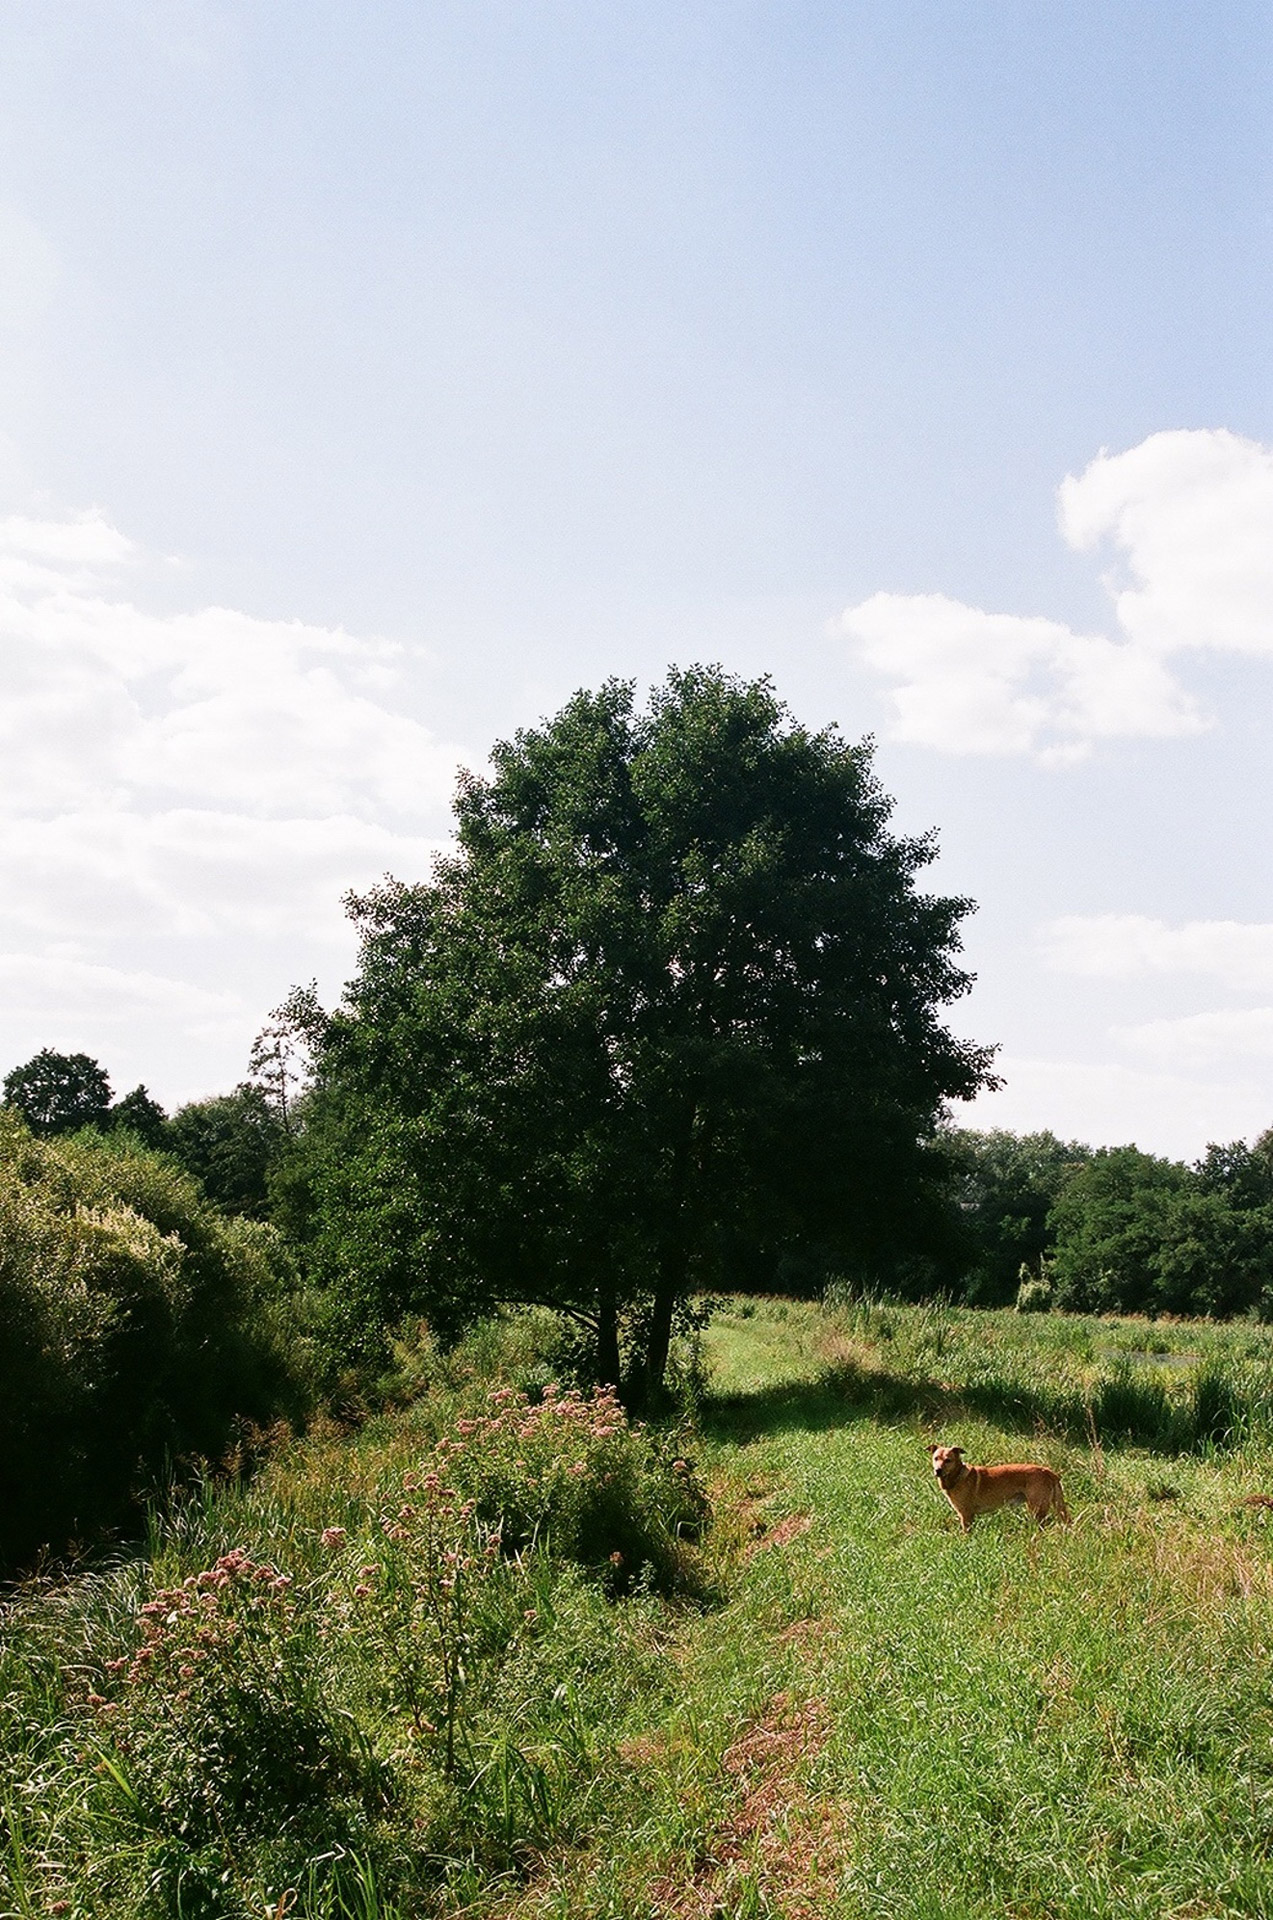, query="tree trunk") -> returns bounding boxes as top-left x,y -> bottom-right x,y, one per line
640,1273 -> 680,1410
640,1133 -> 694,1407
